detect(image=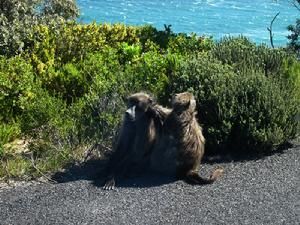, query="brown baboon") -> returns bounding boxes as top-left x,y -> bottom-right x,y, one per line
103,92 -> 171,190
158,92 -> 223,184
